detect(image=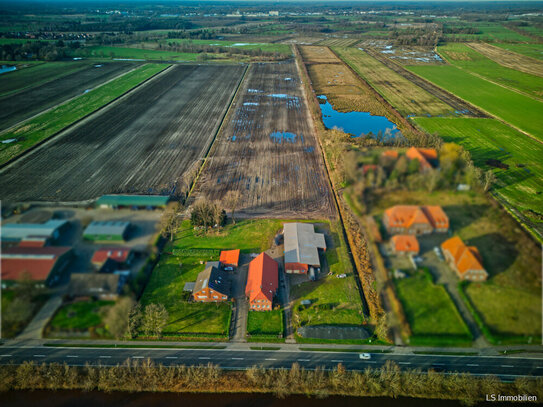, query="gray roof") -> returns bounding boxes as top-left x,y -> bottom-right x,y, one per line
205,261 -> 221,269
193,266 -> 230,296
1,219 -> 68,241
83,221 -> 130,236
183,282 -> 196,292
284,223 -> 326,267
69,273 -> 121,297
